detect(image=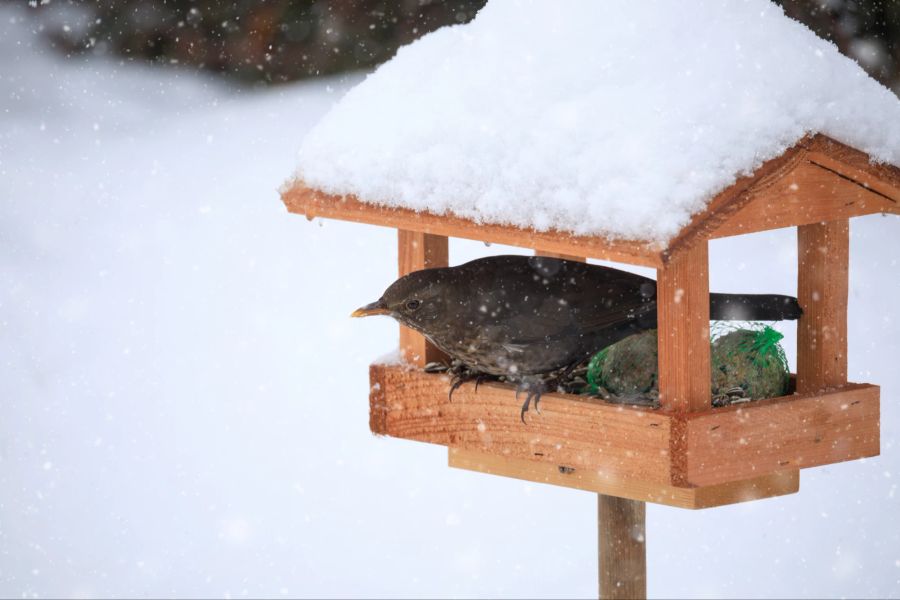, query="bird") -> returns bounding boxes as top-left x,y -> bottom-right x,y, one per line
352,255 -> 802,421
